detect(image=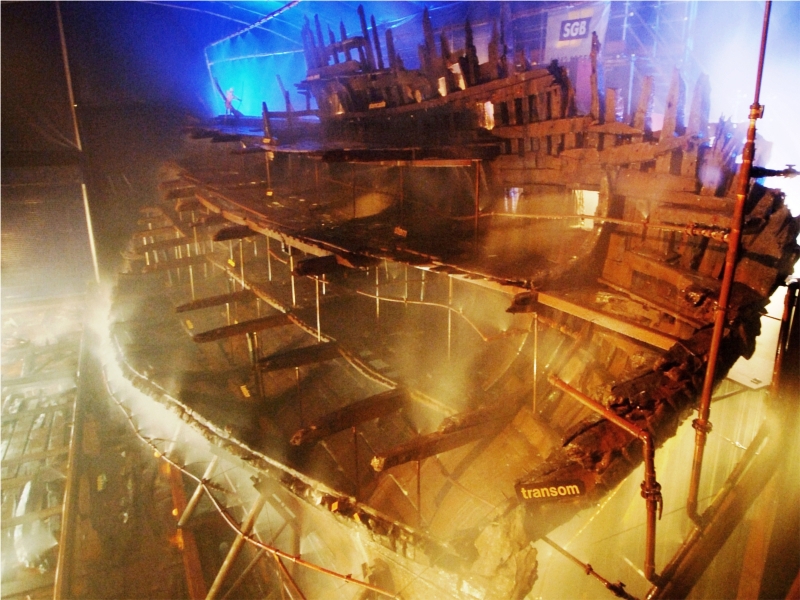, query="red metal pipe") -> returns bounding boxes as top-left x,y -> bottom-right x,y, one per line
550,376 -> 662,582
687,0 -> 772,524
